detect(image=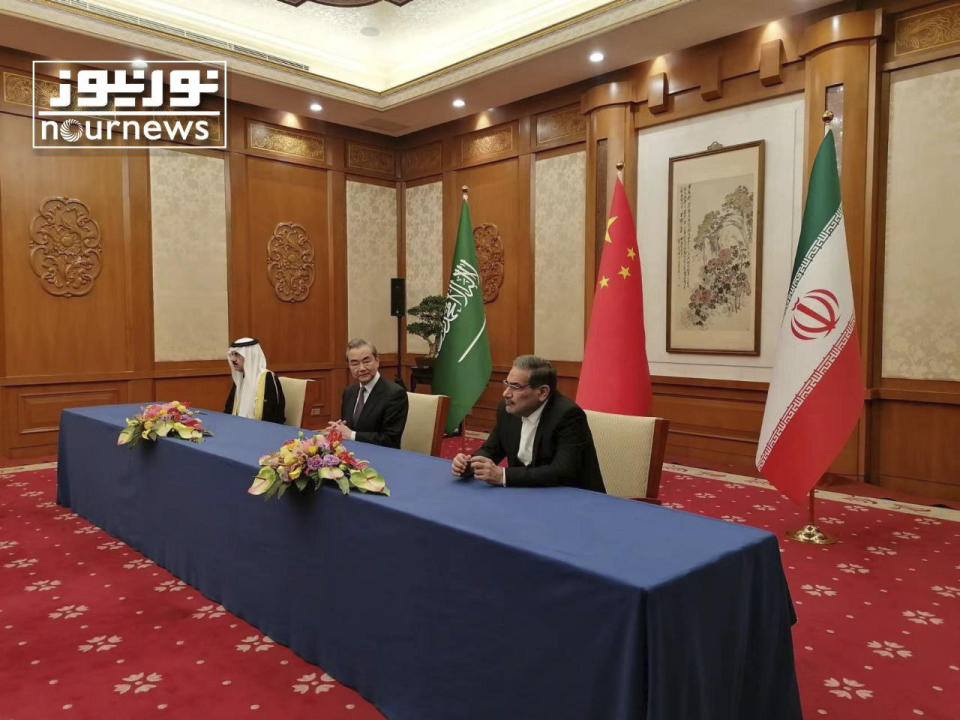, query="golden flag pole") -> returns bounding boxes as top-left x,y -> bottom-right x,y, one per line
787,485 -> 837,545
459,184 -> 469,457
